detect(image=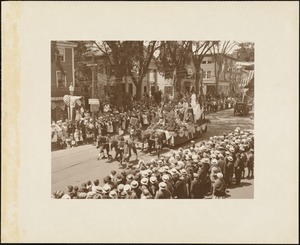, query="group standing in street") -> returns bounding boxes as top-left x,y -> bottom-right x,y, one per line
52,127 -> 254,199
